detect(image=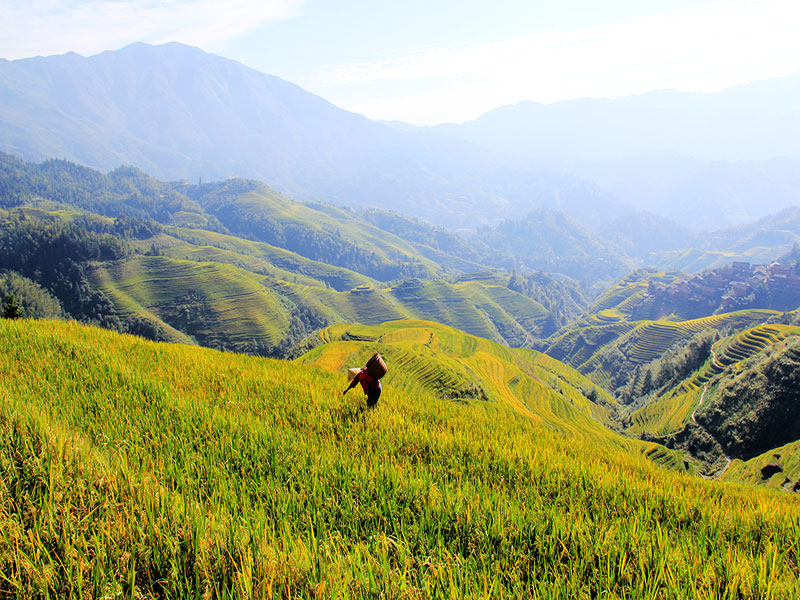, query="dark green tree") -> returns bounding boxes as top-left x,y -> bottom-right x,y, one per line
2,293 -> 24,319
